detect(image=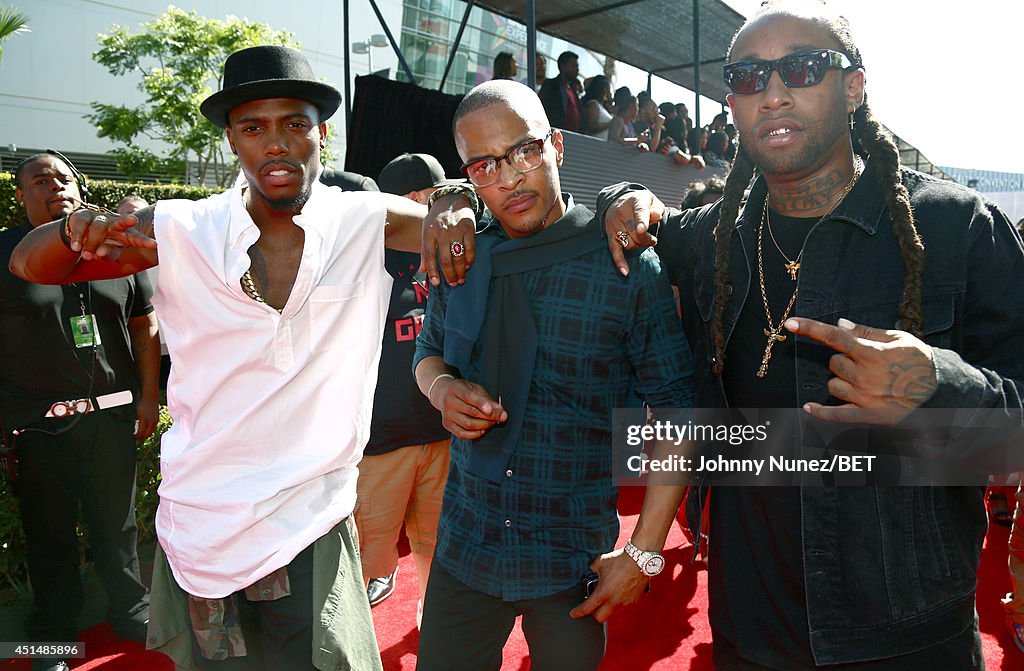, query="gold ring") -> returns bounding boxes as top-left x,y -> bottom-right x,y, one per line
615,230 -> 630,248
450,241 -> 465,258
